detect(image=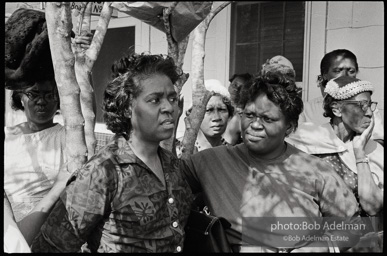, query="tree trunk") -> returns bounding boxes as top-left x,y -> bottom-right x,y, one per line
73,2 -> 113,158
160,2 -> 190,155
180,2 -> 231,160
45,2 -> 87,172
